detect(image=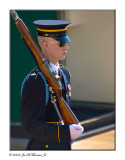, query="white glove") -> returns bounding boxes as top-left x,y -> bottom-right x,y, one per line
69,124 -> 84,140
